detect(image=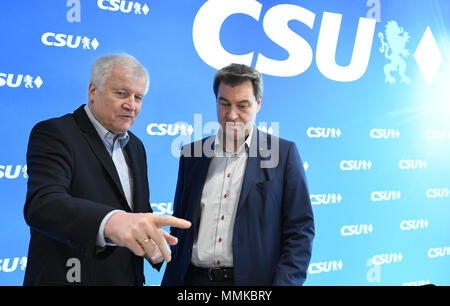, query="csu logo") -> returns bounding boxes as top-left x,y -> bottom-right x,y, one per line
370,128 -> 400,139
193,0 -> 376,80
399,159 -> 427,170
341,224 -> 373,237
0,165 -> 27,179
428,247 -> 450,259
41,32 -> 99,50
403,280 -> 431,286
370,190 -> 401,202
426,188 -> 449,199
425,128 -> 450,140
97,0 -> 150,15
310,193 -> 342,206
151,202 -> 173,215
370,252 -> 402,265
0,257 -> 27,273
146,123 -> 194,136
0,73 -> 43,89
307,127 -> 341,138
400,219 -> 429,231
340,160 -> 372,171
308,260 -> 343,274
